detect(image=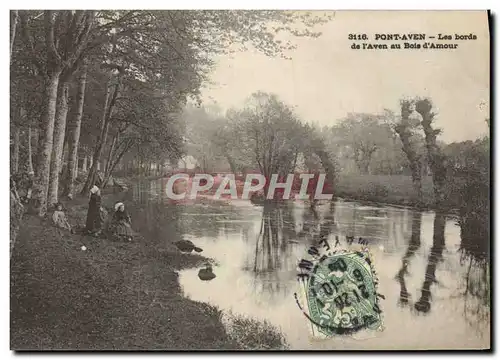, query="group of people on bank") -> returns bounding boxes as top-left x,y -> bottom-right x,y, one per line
51,183 -> 134,242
